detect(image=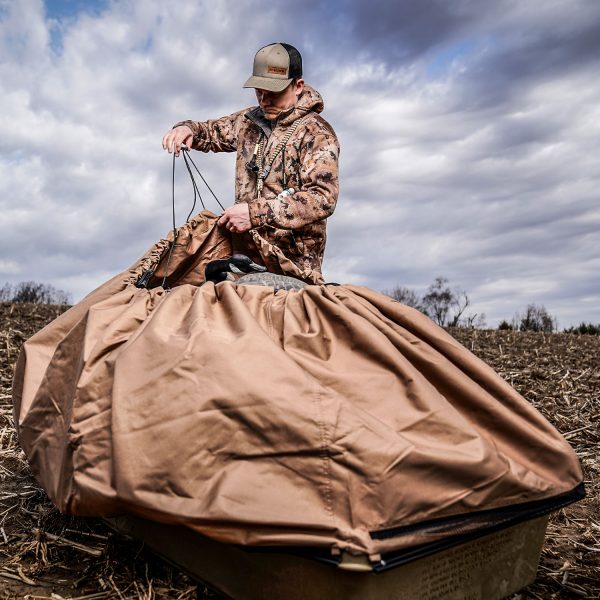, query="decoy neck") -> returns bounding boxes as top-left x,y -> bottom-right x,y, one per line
205,254 -> 267,283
